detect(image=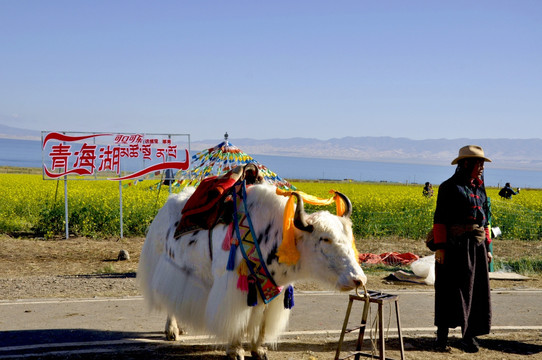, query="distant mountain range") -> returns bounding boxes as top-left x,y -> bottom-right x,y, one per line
0,124 -> 41,140
192,137 -> 542,170
1,124 -> 541,170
